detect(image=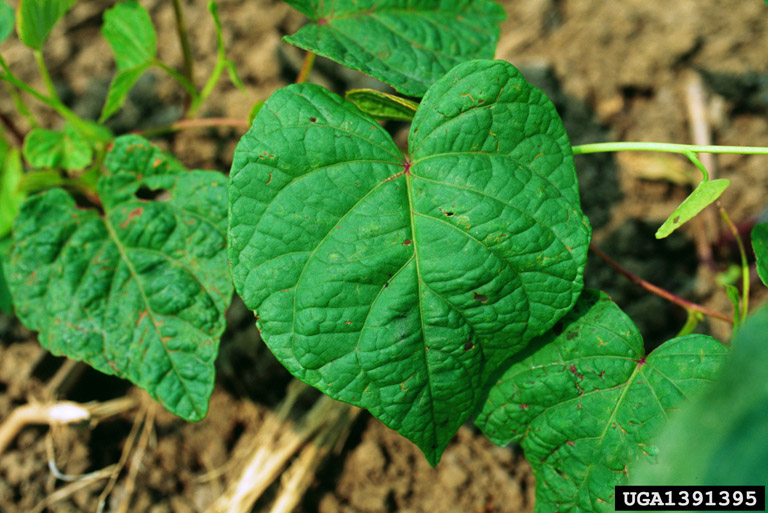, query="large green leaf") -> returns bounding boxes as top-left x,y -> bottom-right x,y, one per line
229,59 -> 590,464
475,290 -> 728,513
0,0 -> 13,43
631,304 -> 768,486
8,135 -> 232,420
22,122 -> 93,171
283,0 -> 506,97
101,0 -> 156,72
752,222 -> 768,287
16,0 -> 76,50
